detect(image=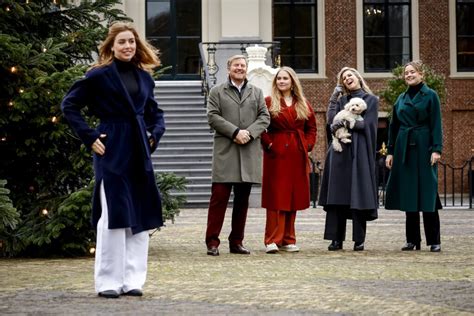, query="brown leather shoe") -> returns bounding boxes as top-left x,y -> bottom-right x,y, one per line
229,244 -> 250,254
207,246 -> 219,256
